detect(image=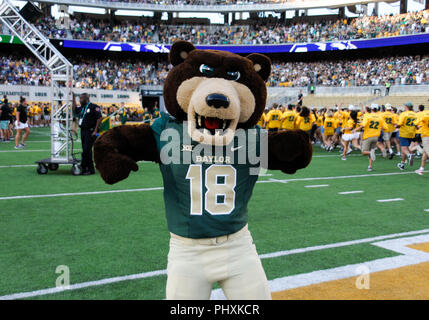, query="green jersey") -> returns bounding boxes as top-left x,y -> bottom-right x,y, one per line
151,113 -> 261,238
